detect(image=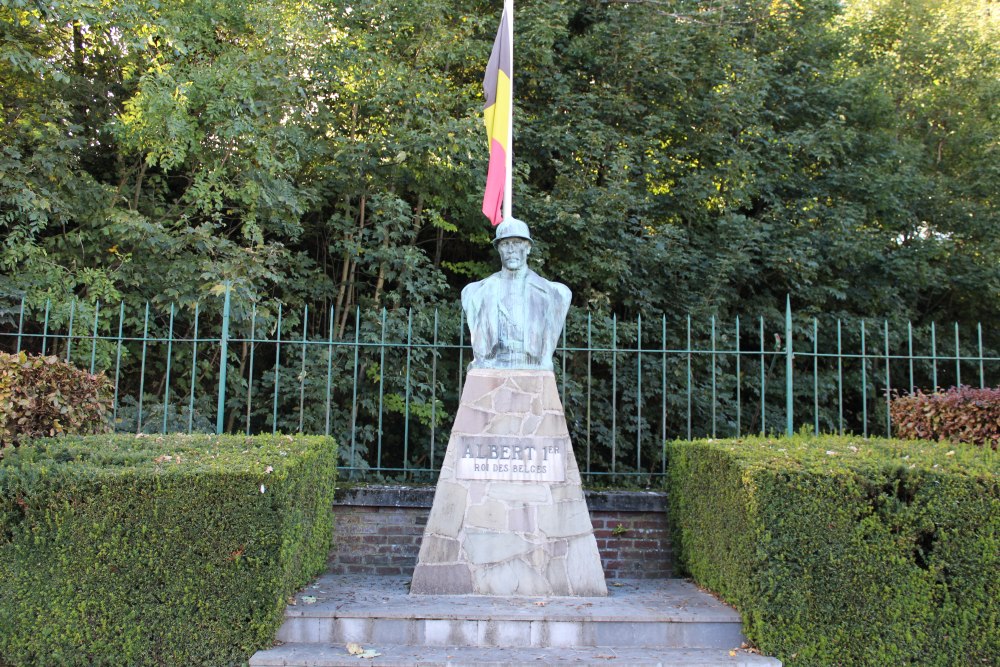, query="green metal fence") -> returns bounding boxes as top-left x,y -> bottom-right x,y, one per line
2,288 -> 997,483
